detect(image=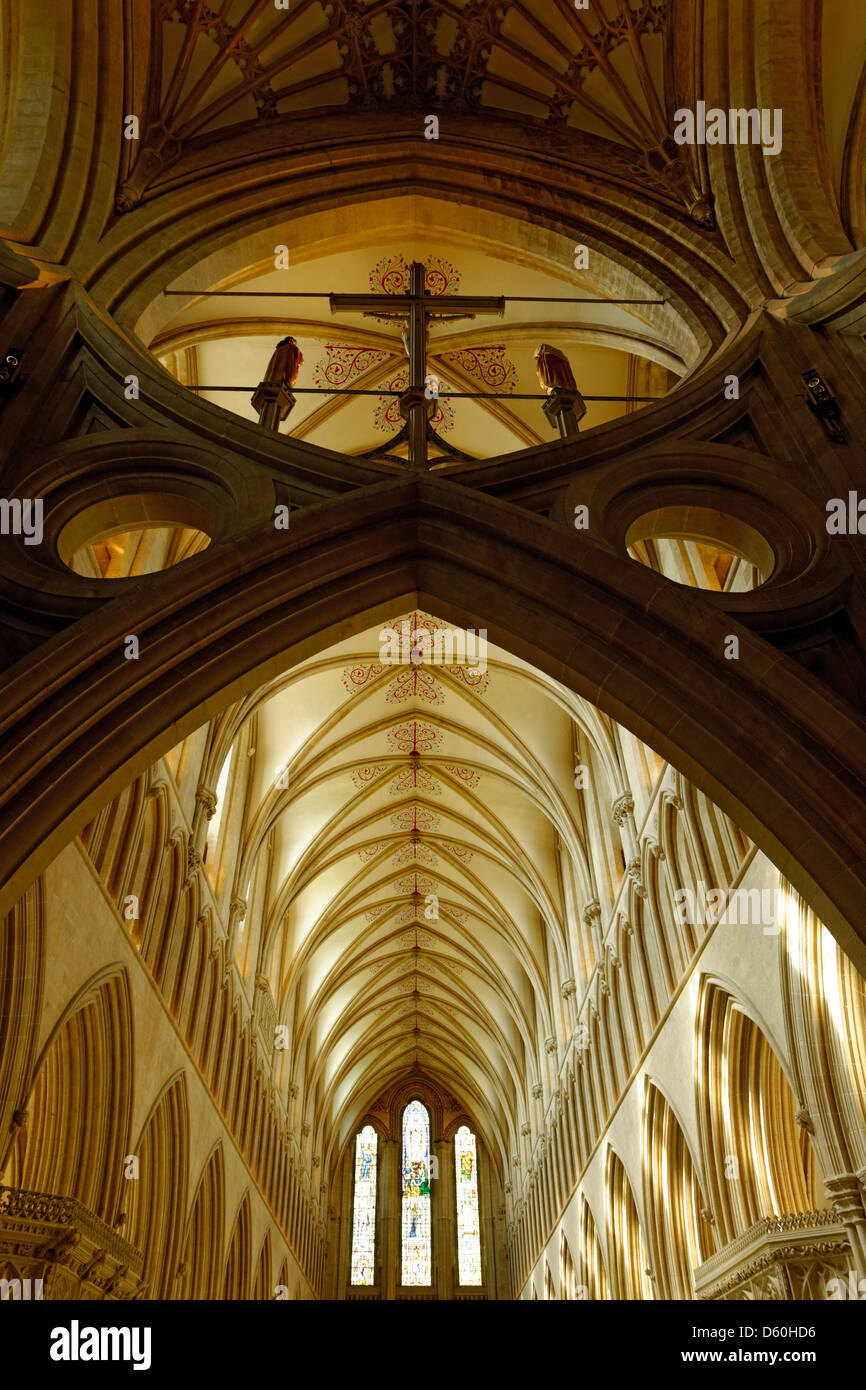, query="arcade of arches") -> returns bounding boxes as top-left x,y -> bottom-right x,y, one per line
2,0 -> 866,1303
